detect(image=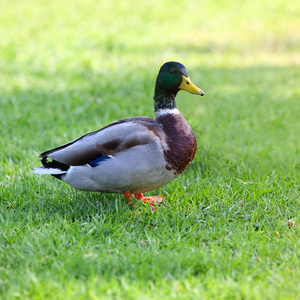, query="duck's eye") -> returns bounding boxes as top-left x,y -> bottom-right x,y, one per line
169,69 -> 176,74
